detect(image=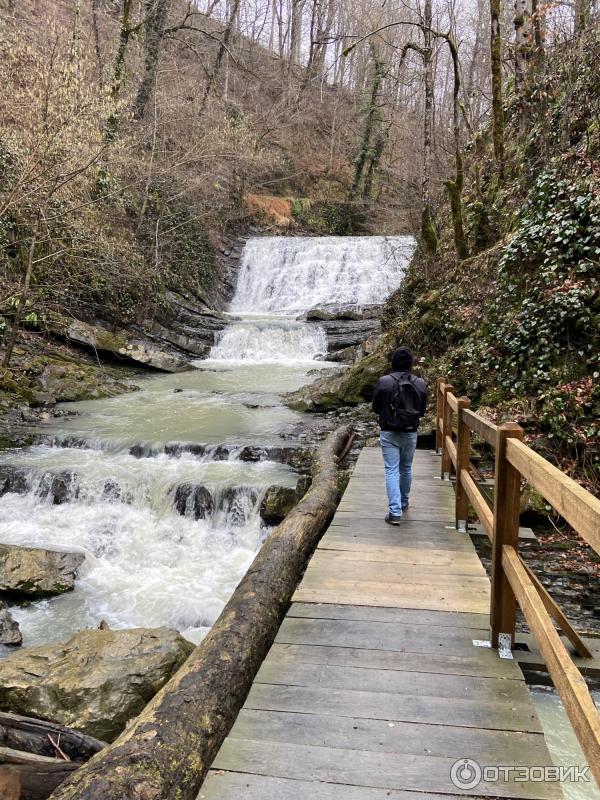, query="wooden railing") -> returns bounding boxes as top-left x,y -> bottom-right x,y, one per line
435,377 -> 600,785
